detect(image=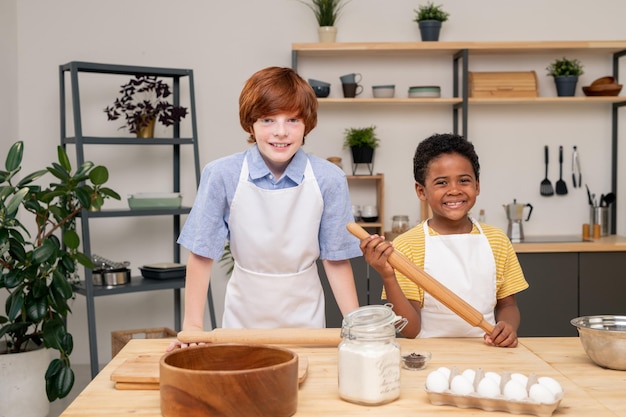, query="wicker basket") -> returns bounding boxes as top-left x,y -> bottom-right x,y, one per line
111,327 -> 177,357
